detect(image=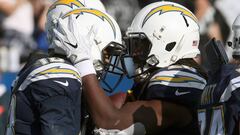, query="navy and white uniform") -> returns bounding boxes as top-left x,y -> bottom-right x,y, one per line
138,64 -> 207,135
198,64 -> 240,135
144,65 -> 206,107
5,55 -> 82,135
